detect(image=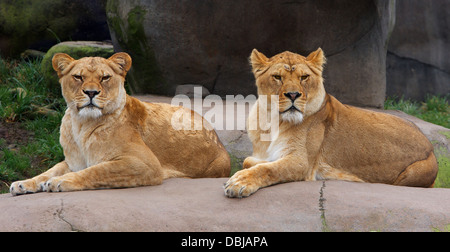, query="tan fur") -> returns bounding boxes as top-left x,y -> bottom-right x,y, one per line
10,53 -> 230,196
224,48 -> 438,198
